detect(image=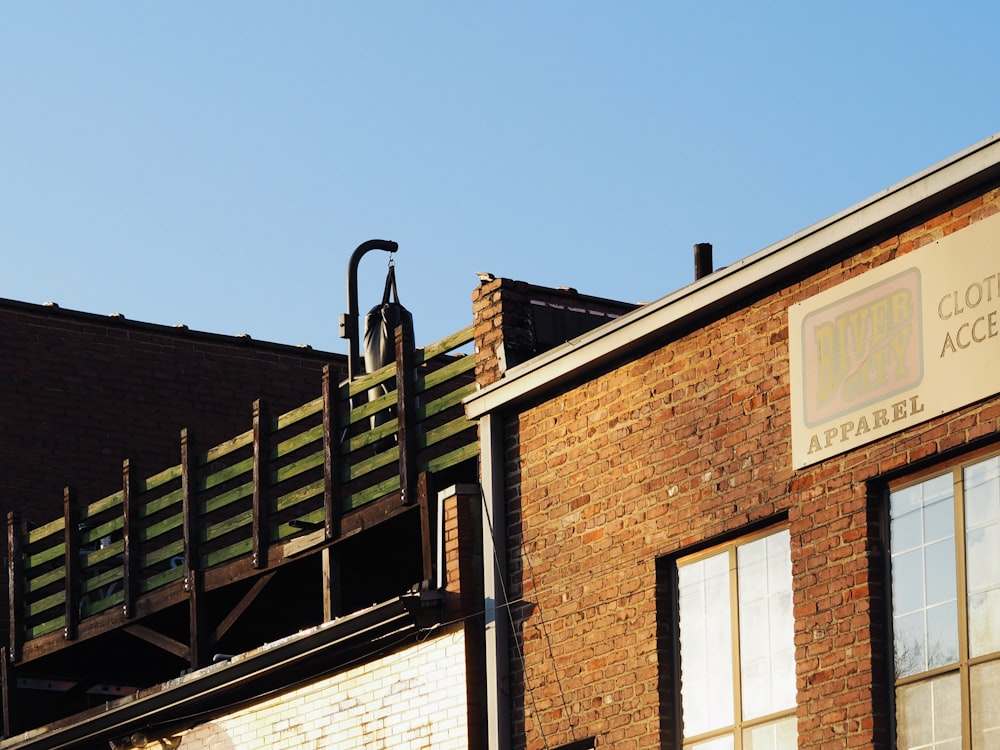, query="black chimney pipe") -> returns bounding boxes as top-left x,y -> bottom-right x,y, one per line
694,243 -> 713,280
